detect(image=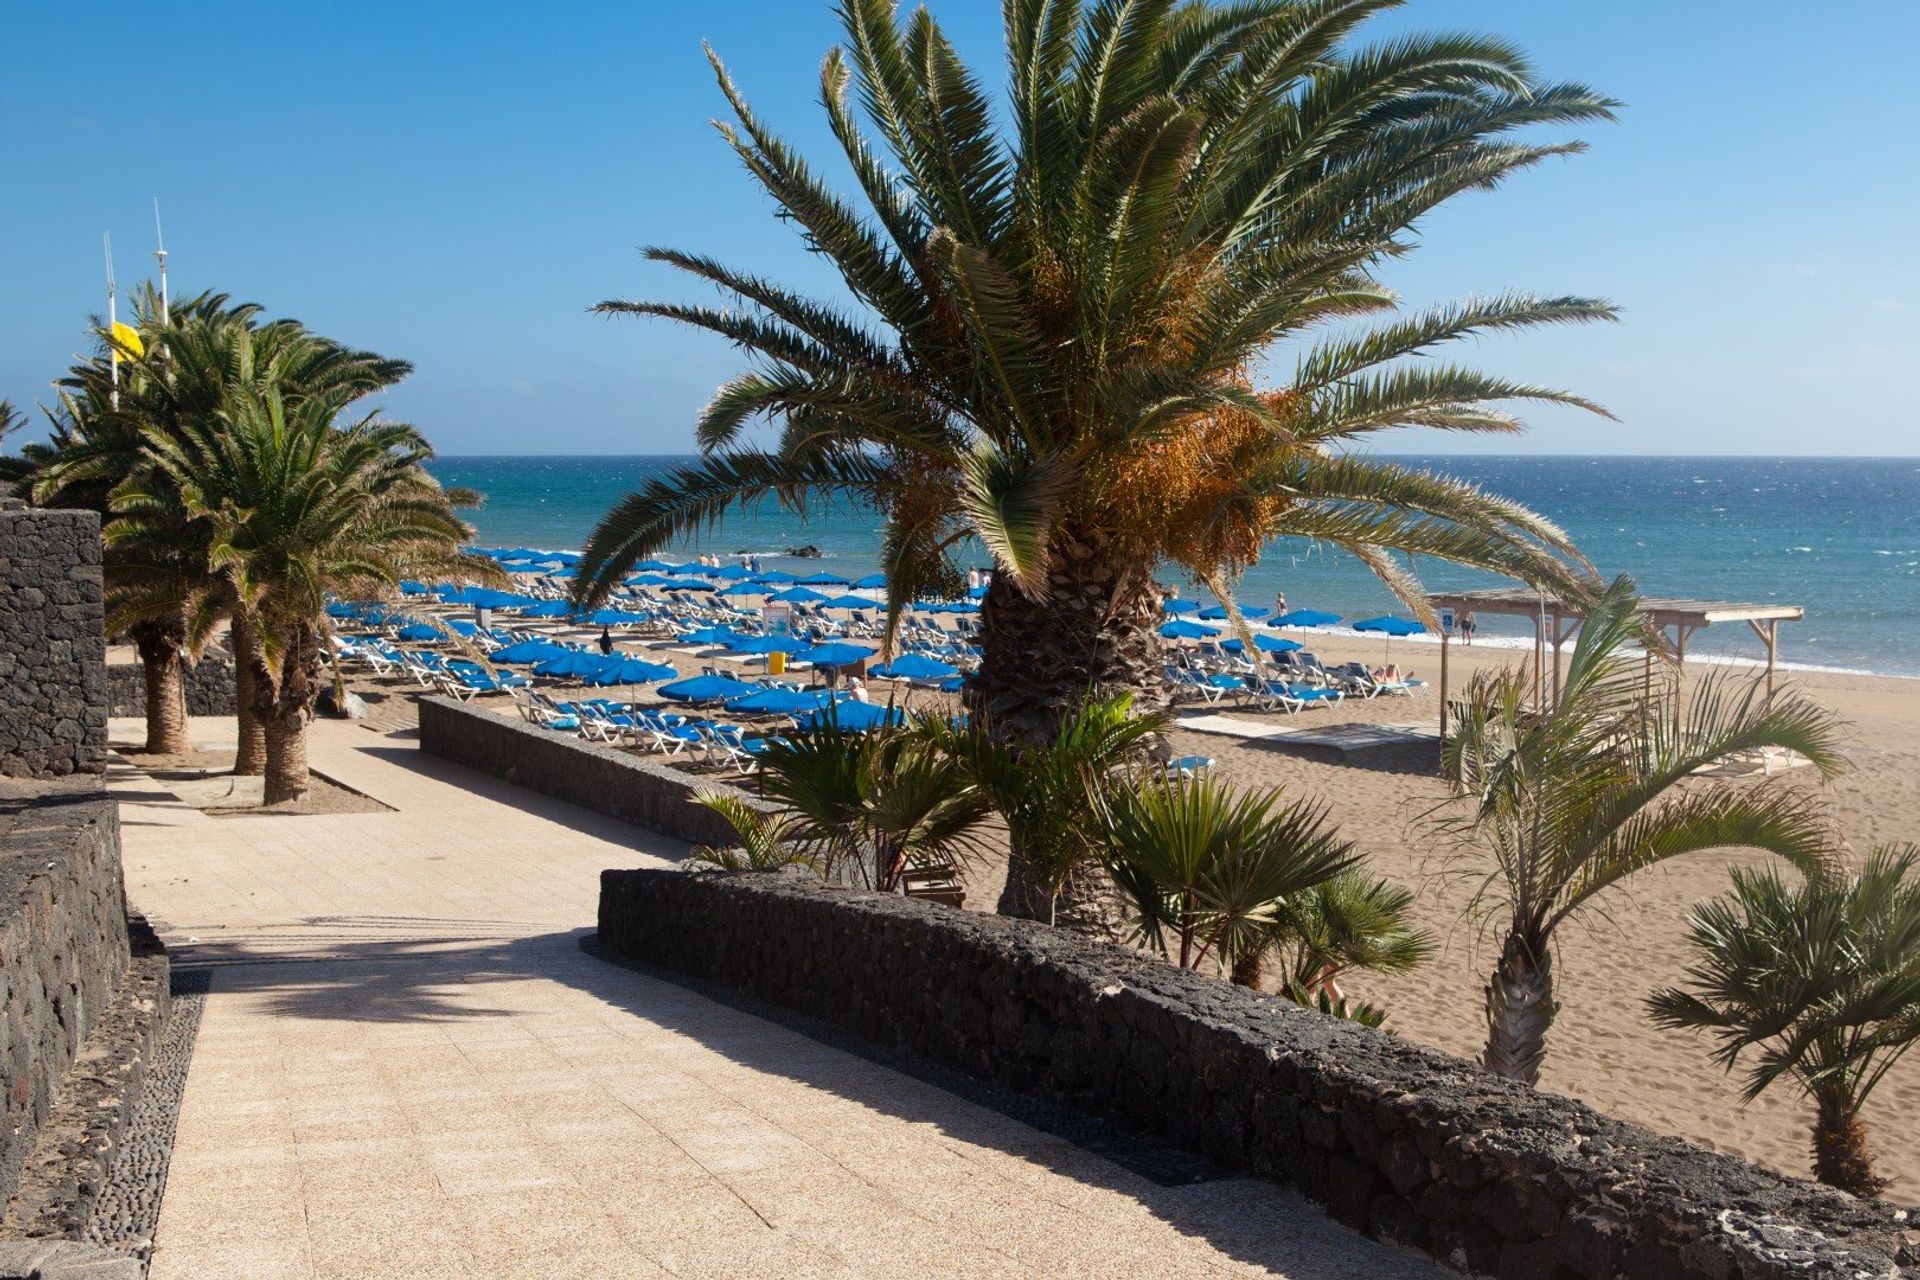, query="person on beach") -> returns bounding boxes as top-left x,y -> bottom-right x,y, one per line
1461,611 -> 1476,645
597,627 -> 614,656
848,677 -> 870,703
967,567 -> 982,592
1274,590 -> 1288,617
